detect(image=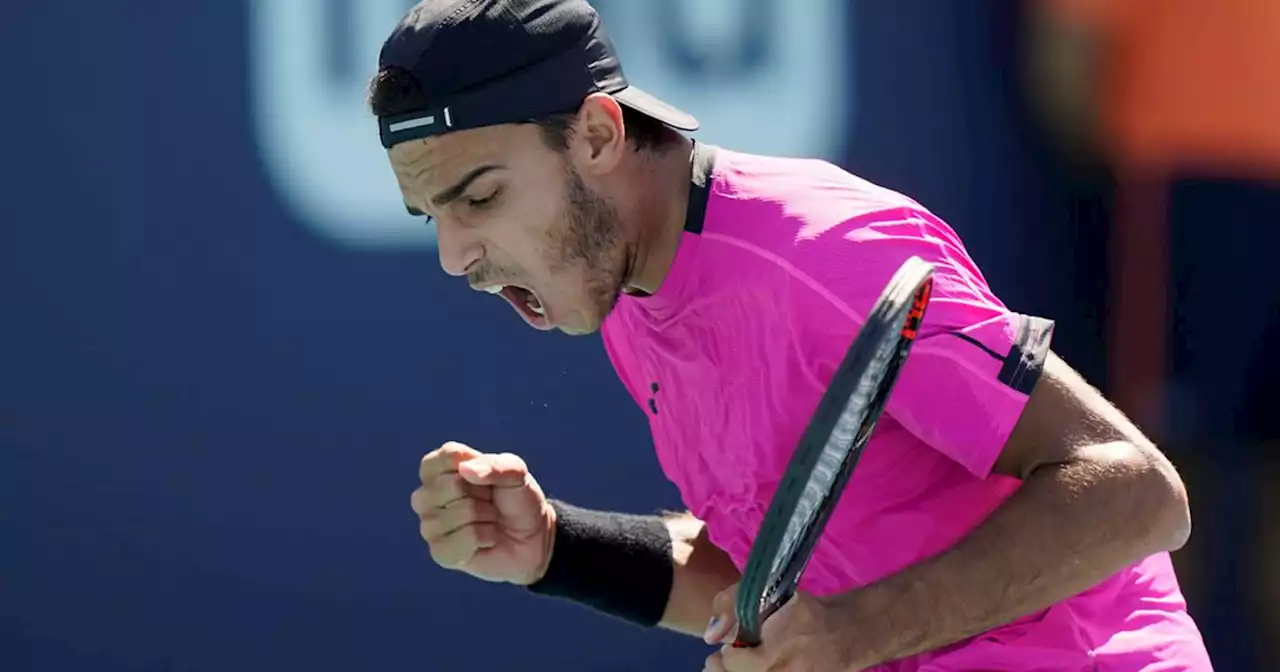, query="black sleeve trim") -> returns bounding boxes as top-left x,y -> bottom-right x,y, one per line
997,315 -> 1055,395
682,141 -> 717,235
